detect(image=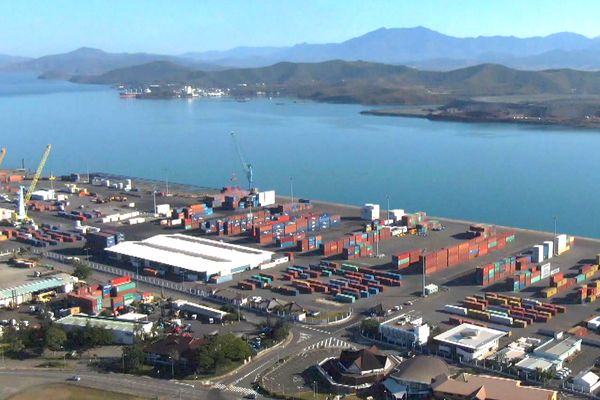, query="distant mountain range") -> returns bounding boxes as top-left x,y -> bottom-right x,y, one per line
1,47 -> 223,76
6,26 -> 600,77
0,54 -> 31,67
71,60 -> 600,105
182,26 -> 600,70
